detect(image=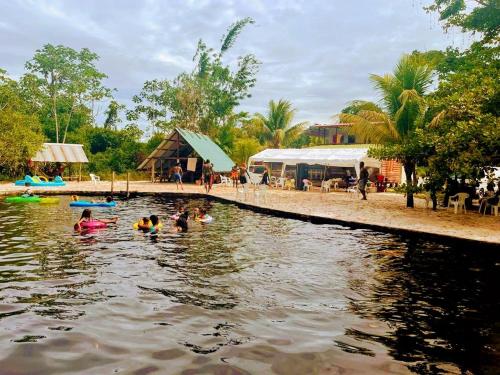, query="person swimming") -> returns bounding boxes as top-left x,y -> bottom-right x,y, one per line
21,189 -> 35,198
71,195 -> 79,201
105,196 -> 114,203
150,215 -> 161,233
74,208 -> 118,231
192,207 -> 200,221
197,208 -> 213,223
137,216 -> 151,230
175,211 -> 189,232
